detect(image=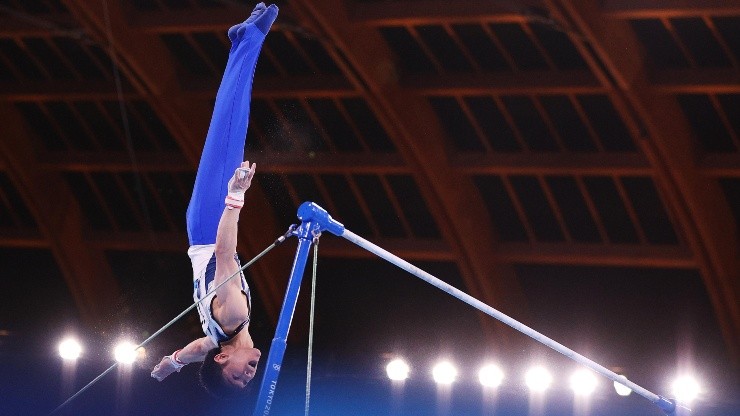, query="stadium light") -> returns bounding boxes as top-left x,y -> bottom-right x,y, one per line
613,380 -> 632,396
113,341 -> 138,364
58,338 -> 82,360
478,364 -> 504,388
386,358 -> 410,381
570,369 -> 598,395
671,376 -> 700,403
525,366 -> 552,392
432,361 -> 458,385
